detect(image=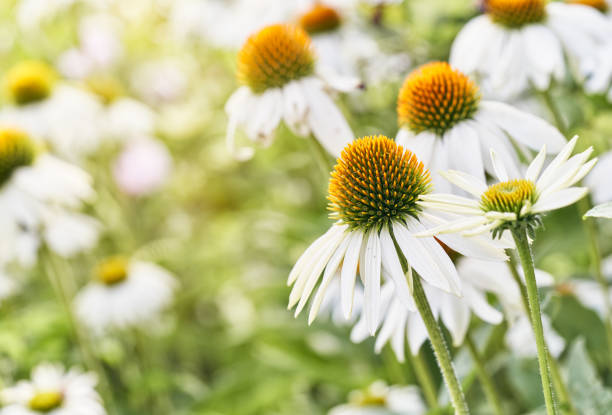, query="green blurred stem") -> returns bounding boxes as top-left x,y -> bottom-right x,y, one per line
407,348 -> 439,409
540,88 -> 567,135
412,276 -> 470,415
511,229 -> 558,415
579,197 -> 612,370
42,251 -> 117,415
307,135 -> 333,181
465,333 -> 504,415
